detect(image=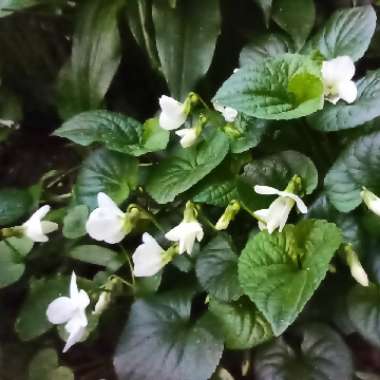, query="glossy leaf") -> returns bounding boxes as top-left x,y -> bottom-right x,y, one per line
74,148 -> 139,210
114,290 -> 223,380
152,0 -> 221,100
196,235 -> 243,302
209,298 -> 273,350
324,131 -> 380,212
0,188 -> 32,226
304,5 -> 377,61
213,54 -> 324,120
62,205 -> 89,239
146,130 -> 229,204
238,220 -> 342,335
